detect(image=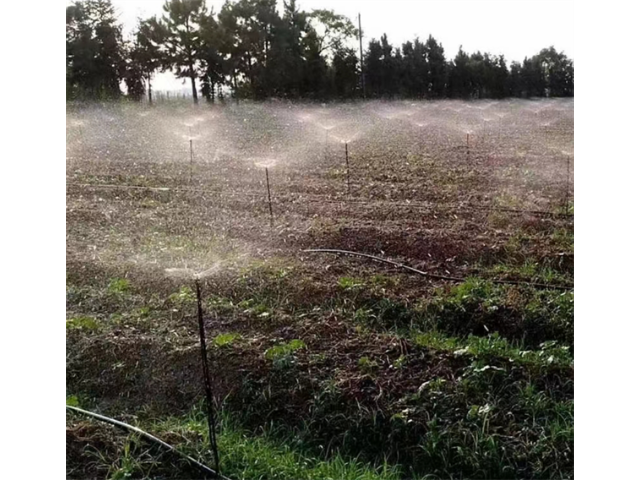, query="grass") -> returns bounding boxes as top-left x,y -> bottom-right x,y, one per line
68,407 -> 404,480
